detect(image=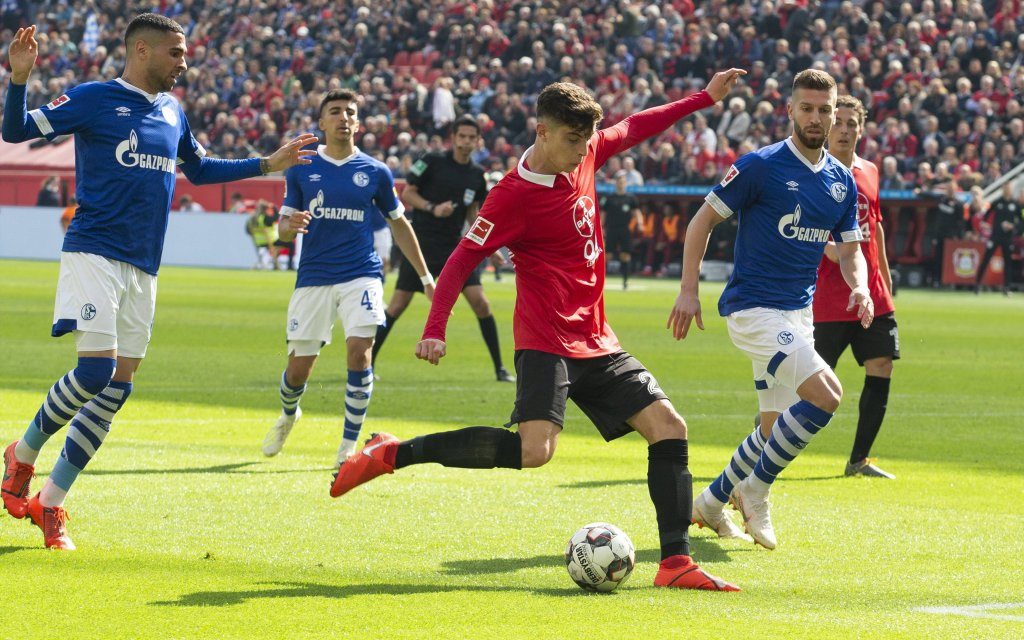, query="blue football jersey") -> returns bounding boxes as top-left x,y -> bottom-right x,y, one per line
282,147 -> 404,288
706,138 -> 861,315
25,78 -> 207,275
